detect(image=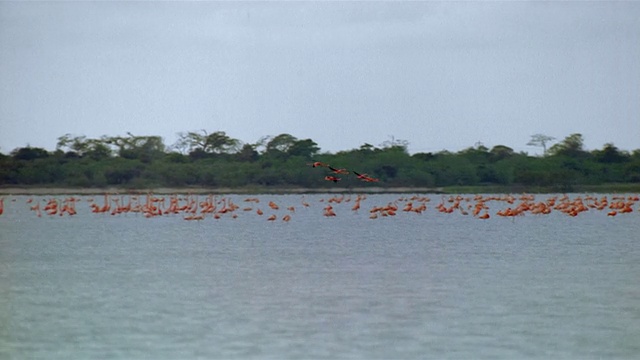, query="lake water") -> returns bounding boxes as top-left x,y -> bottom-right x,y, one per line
1,193 -> 639,359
